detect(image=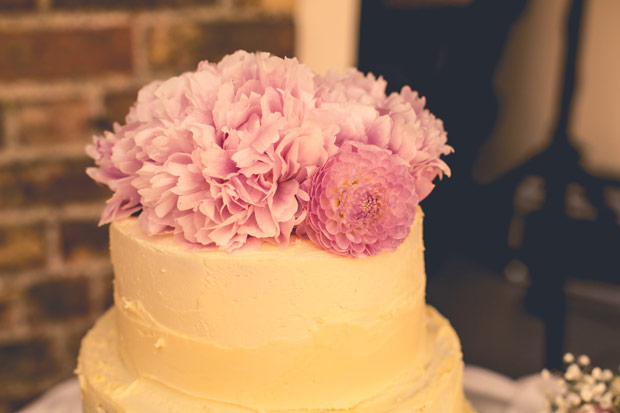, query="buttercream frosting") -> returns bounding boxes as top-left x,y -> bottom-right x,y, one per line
79,306 -> 472,413
109,208 -> 427,410
77,207 -> 473,412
